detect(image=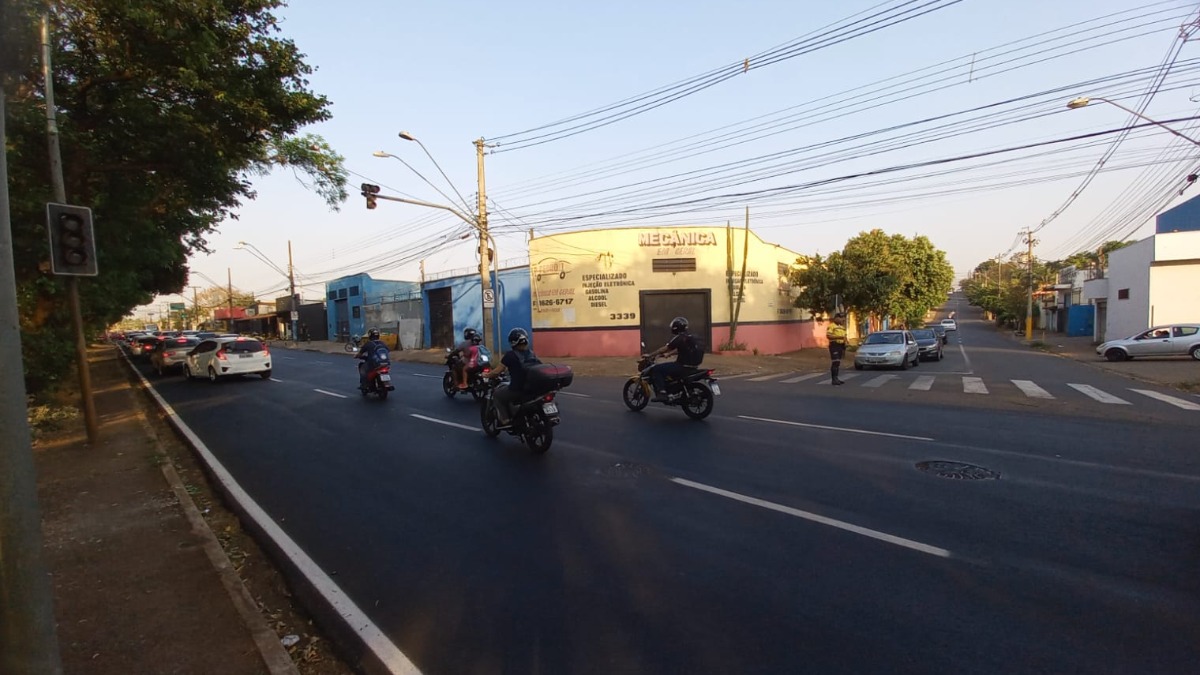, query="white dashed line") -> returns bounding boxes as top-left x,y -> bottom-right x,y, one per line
558,391 -> 591,398
409,373 -> 442,379
909,375 -> 935,391
410,414 -> 479,432
313,389 -> 347,399
269,378 -> 283,383
1012,380 -> 1053,399
1130,389 -> 1200,411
